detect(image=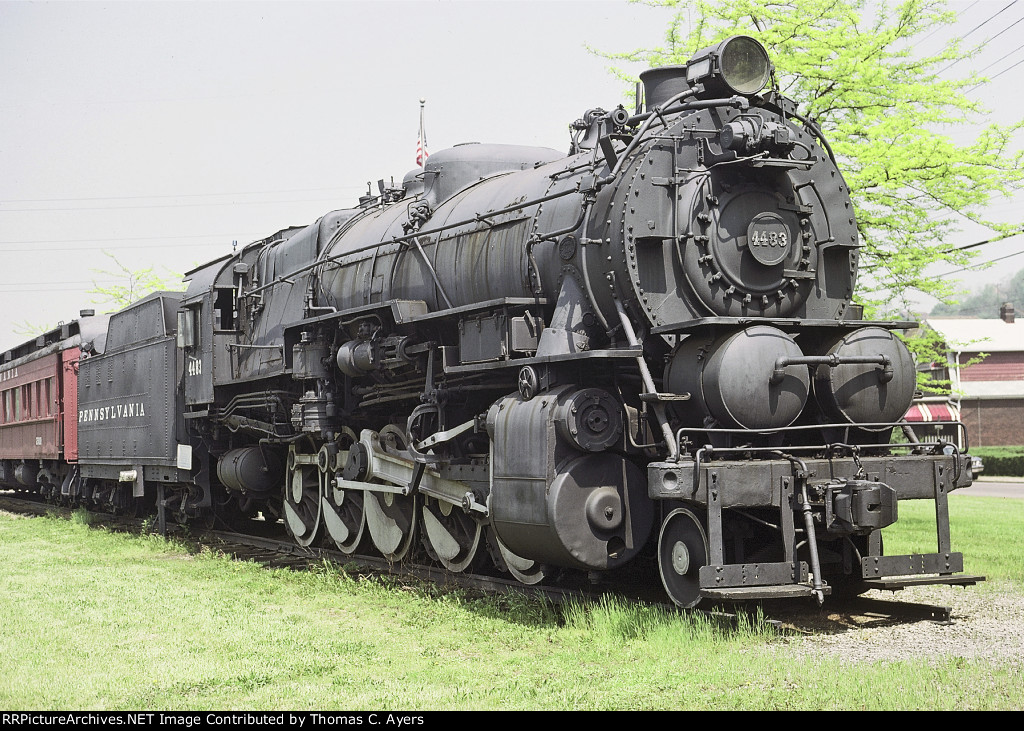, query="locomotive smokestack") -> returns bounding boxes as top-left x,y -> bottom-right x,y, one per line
638,66 -> 689,113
